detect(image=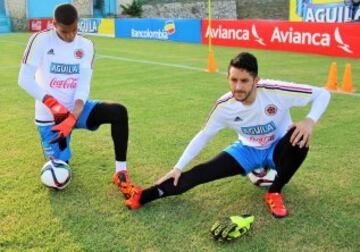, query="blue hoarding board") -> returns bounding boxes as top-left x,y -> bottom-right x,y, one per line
115,19 -> 201,44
